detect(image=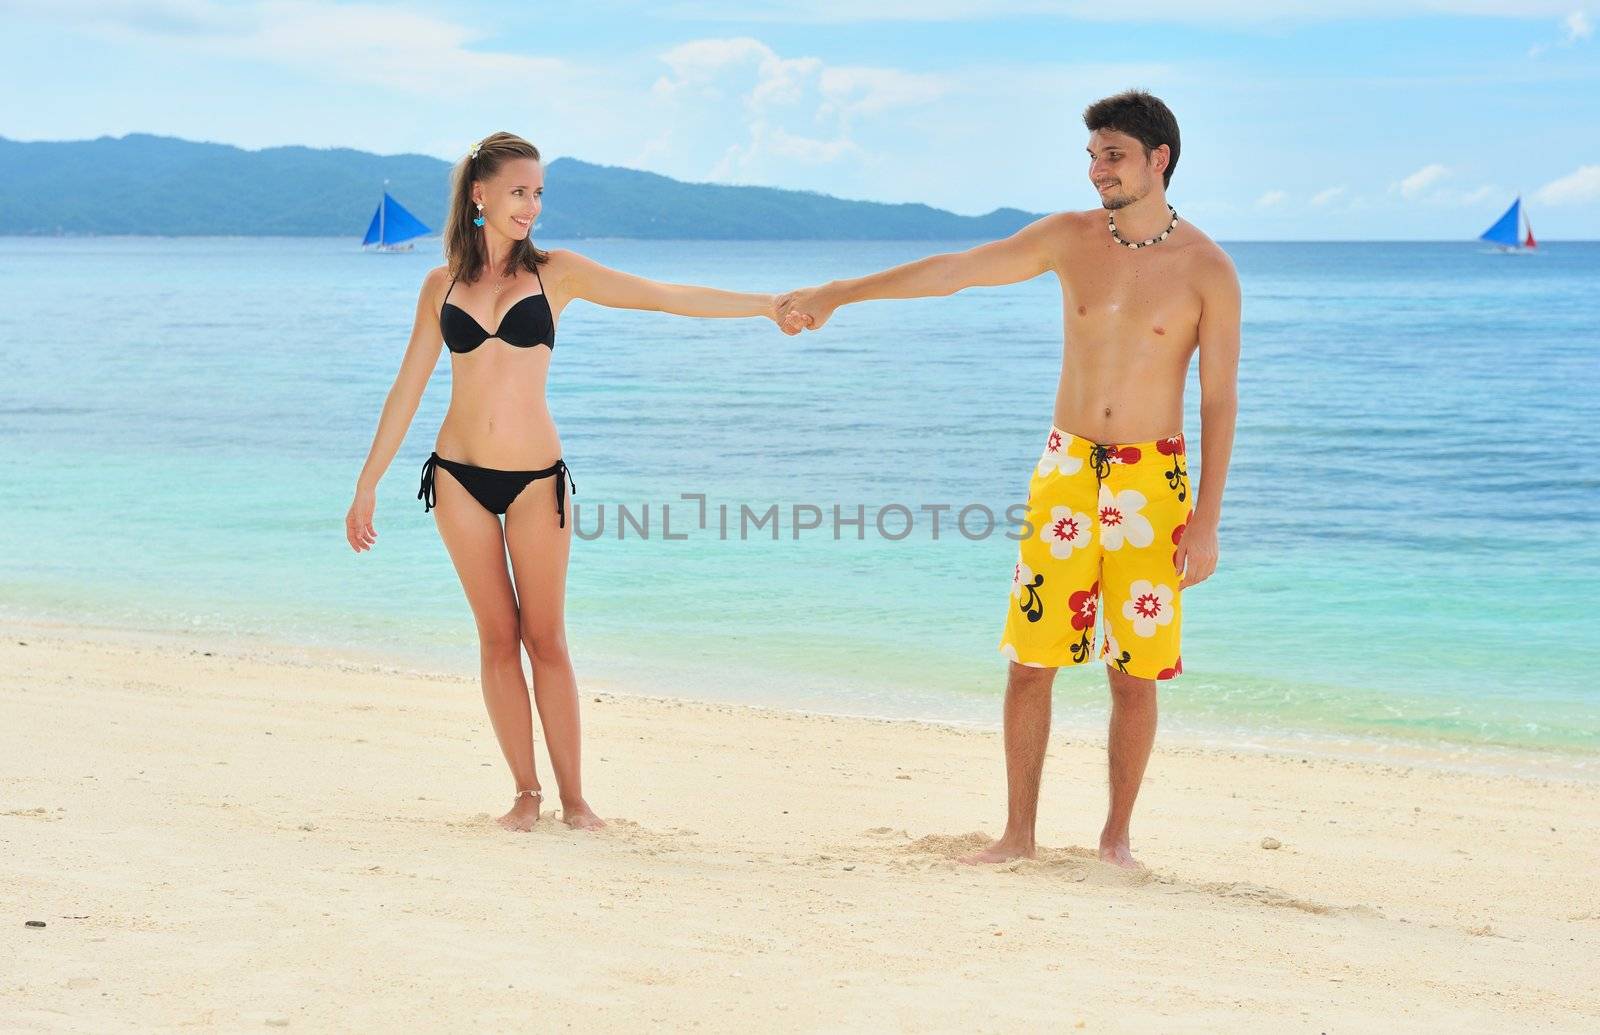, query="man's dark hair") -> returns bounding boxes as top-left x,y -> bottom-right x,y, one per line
1083,90 -> 1180,188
